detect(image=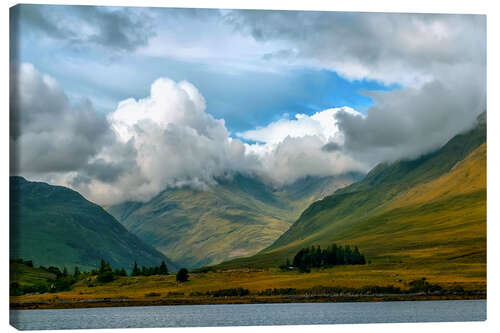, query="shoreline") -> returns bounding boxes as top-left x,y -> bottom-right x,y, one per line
10,293 -> 486,310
